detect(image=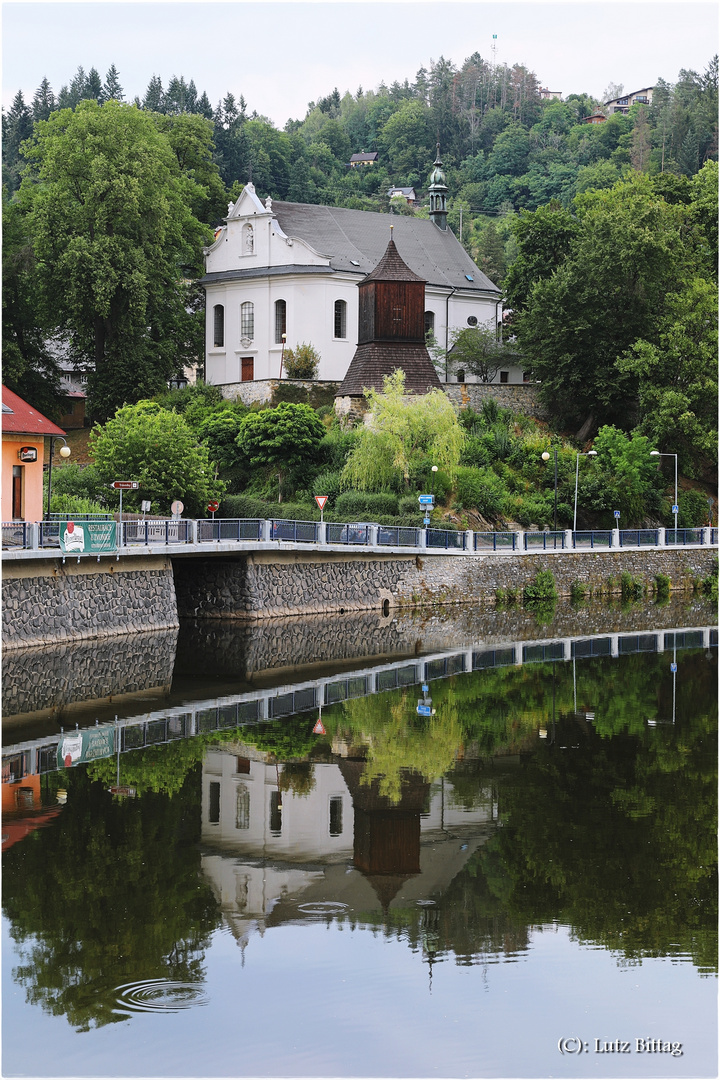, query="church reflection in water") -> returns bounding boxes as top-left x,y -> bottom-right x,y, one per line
200,746 -> 494,953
